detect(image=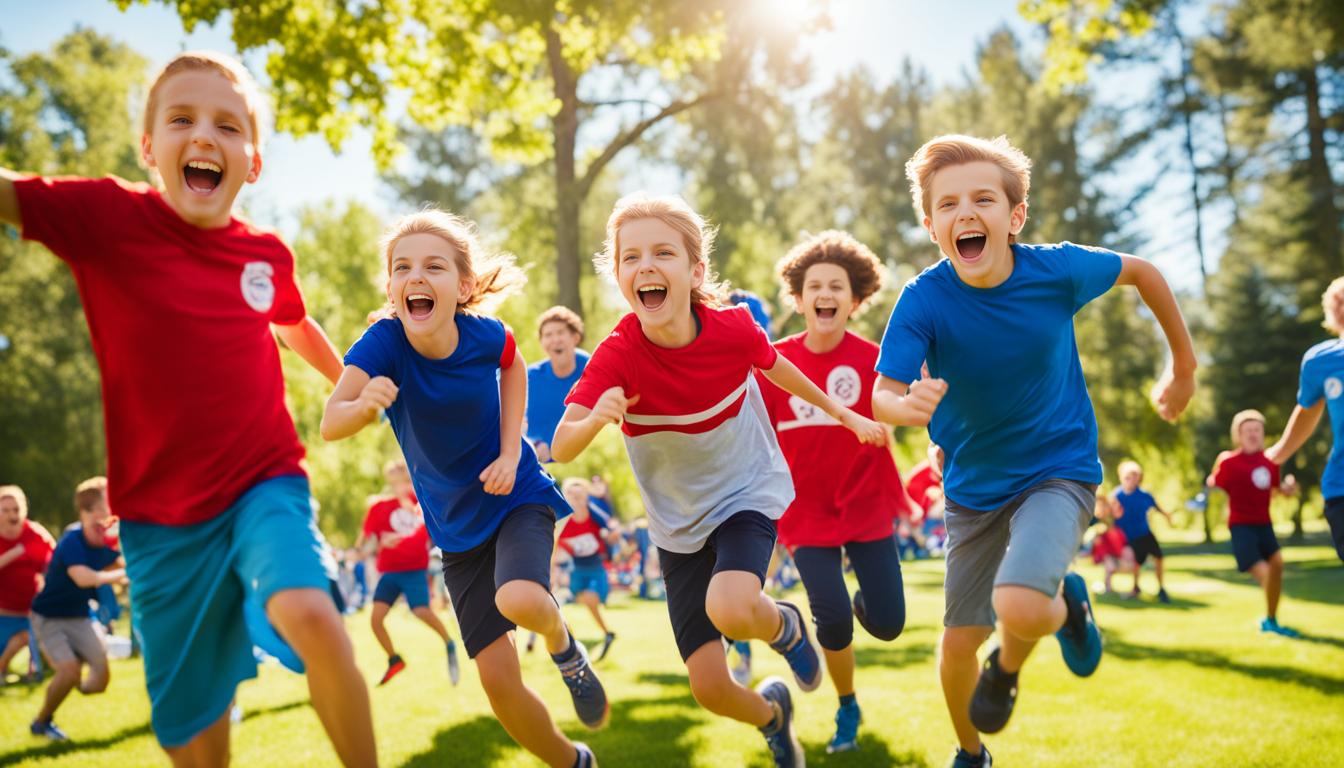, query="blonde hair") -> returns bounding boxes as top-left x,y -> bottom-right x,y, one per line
1231,409 -> 1266,442
905,134 -> 1032,240
75,476 -> 108,513
1118,460 -> 1143,479
143,51 -> 267,151
562,477 -> 591,495
0,485 -> 28,517
1323,277 -> 1344,335
777,230 -> 886,308
537,305 -> 585,343
596,192 -> 726,306
383,458 -> 409,478
379,209 -> 526,314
